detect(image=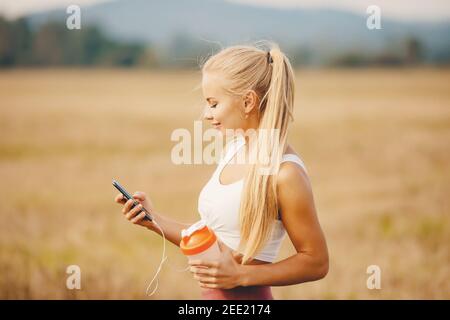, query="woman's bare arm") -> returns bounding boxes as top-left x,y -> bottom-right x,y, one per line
240,162 -> 329,286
